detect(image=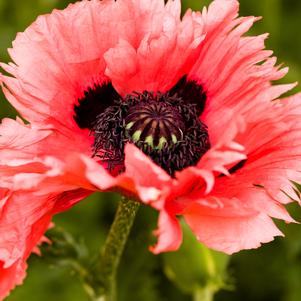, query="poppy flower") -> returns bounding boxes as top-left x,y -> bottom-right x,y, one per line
1,0 -> 301,298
